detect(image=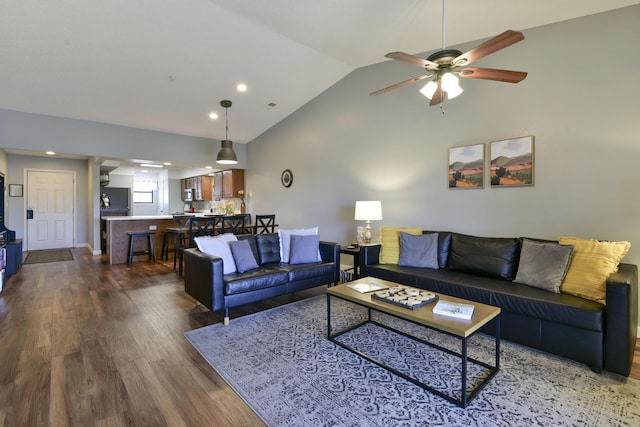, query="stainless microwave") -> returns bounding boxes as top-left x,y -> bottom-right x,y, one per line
183,188 -> 194,201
